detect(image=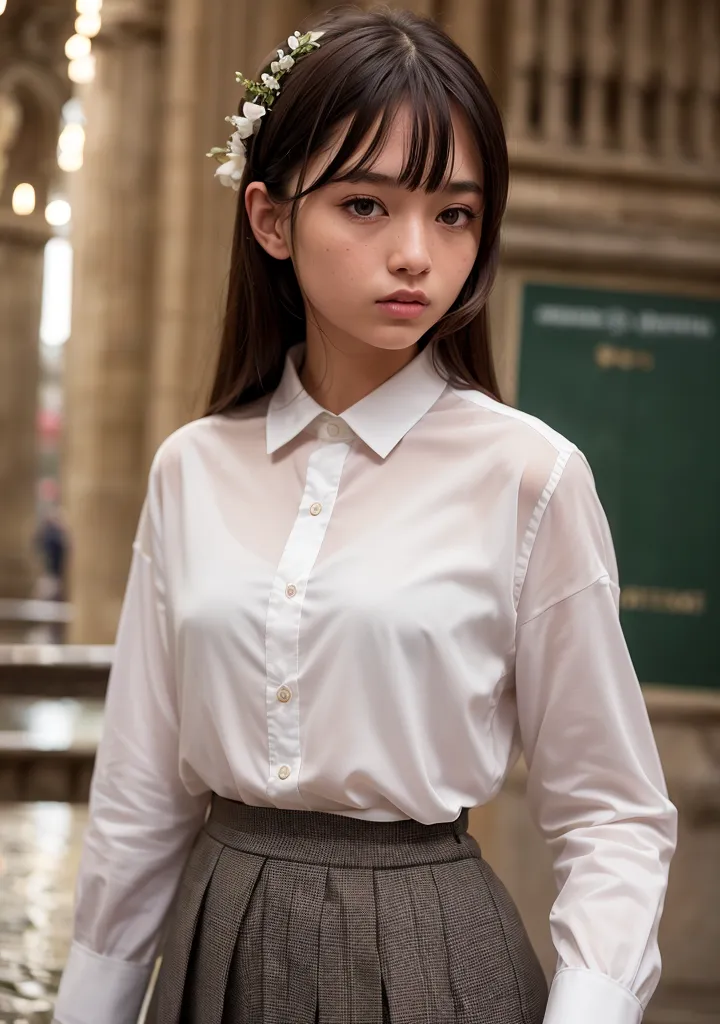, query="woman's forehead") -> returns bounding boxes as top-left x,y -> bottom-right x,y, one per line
363,107 -> 483,185
306,103 -> 484,192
